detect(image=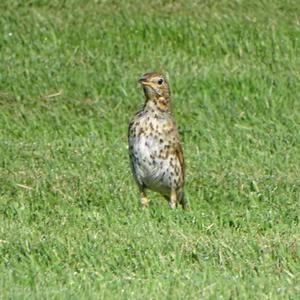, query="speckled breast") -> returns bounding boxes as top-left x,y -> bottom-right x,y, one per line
129,114 -> 182,195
